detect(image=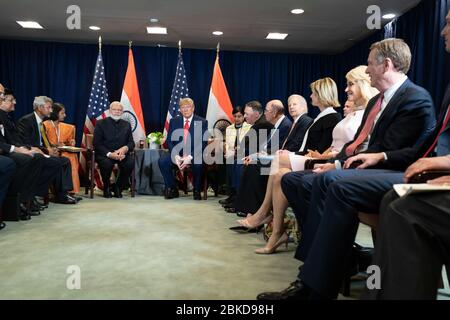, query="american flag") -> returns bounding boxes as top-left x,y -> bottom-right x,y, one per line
163,50 -> 190,143
79,51 -> 110,181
